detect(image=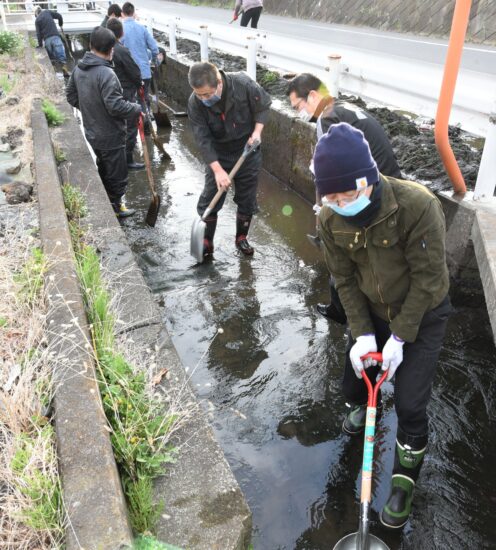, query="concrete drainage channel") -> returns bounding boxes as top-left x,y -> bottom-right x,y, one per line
33,51 -> 251,549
